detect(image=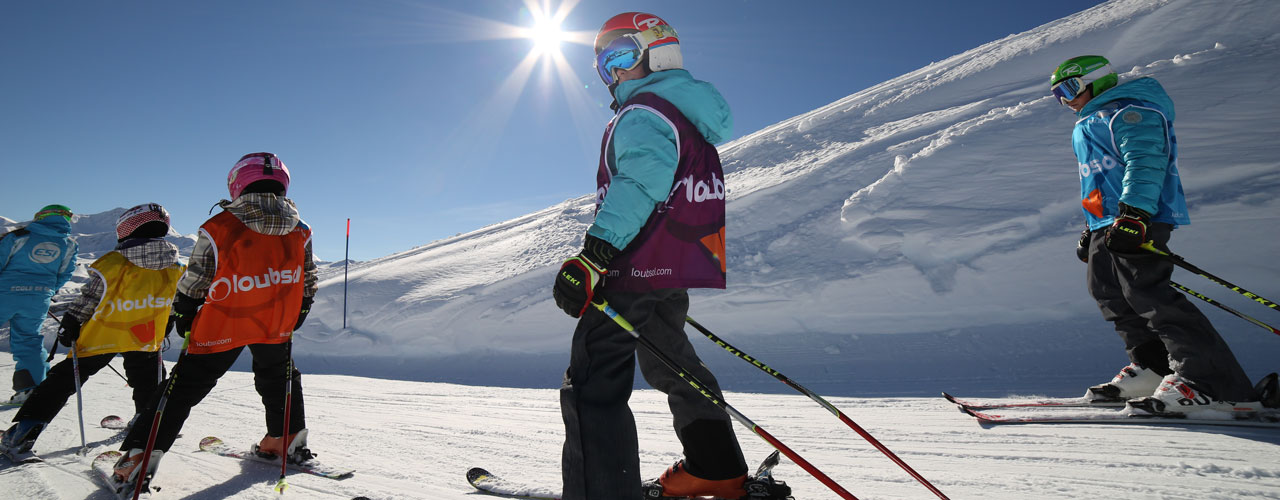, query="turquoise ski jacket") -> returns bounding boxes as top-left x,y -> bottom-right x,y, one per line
0,216 -> 78,296
1073,77 -> 1190,231
588,69 -> 733,250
